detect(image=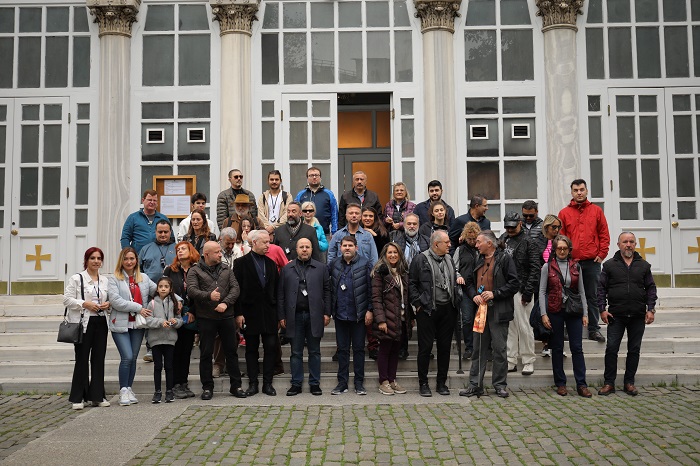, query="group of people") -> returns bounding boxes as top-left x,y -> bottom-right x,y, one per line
63,170 -> 658,408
